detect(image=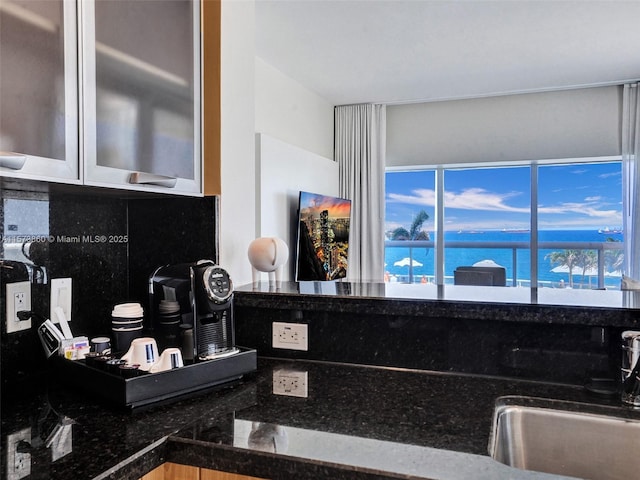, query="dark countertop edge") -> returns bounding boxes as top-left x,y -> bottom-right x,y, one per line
234,290 -> 640,327
104,435 -> 426,480
165,436 -> 429,480
97,437 -> 167,480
